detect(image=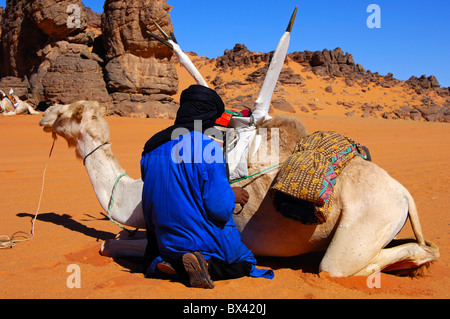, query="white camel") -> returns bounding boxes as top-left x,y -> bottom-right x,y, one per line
38,8 -> 439,277
0,89 -> 39,116
39,100 -> 439,277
